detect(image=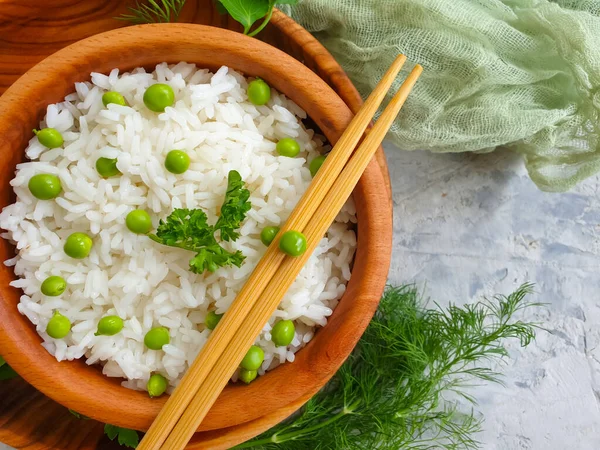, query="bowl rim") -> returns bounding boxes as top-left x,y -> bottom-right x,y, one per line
0,23 -> 392,432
